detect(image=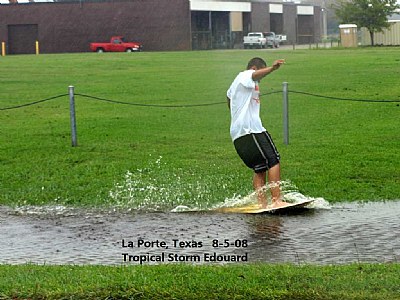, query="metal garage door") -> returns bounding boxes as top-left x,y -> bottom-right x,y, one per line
8,24 -> 38,54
